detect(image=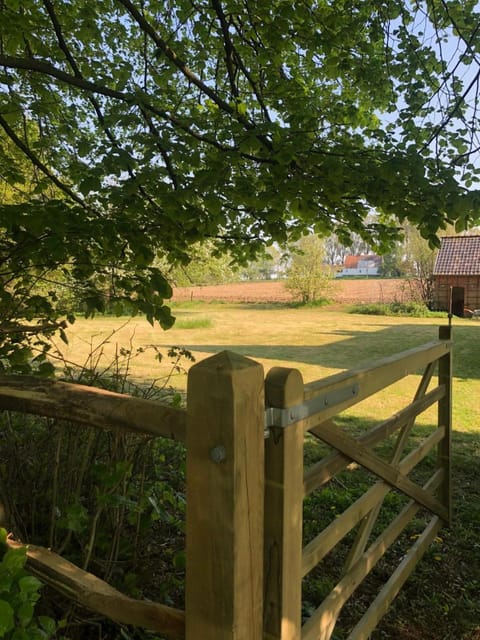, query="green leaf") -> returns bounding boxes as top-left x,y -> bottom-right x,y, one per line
16,601 -> 34,627
59,504 -> 88,533
18,575 -> 42,596
39,616 -> 56,635
0,0 -> 478,348
37,362 -> 55,377
1,547 -> 27,573
0,599 -> 15,635
173,550 -> 186,570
